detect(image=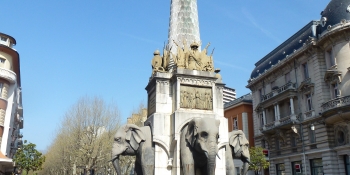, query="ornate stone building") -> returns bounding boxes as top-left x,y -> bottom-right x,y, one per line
246,0 -> 350,174
0,32 -> 23,173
